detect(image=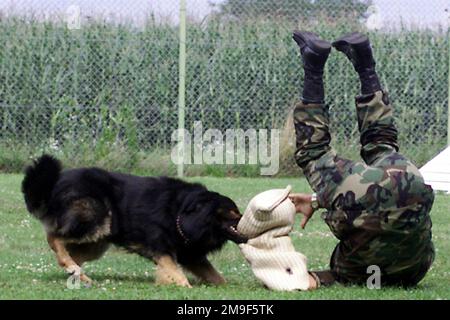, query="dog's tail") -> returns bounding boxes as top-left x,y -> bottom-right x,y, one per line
21,154 -> 62,217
